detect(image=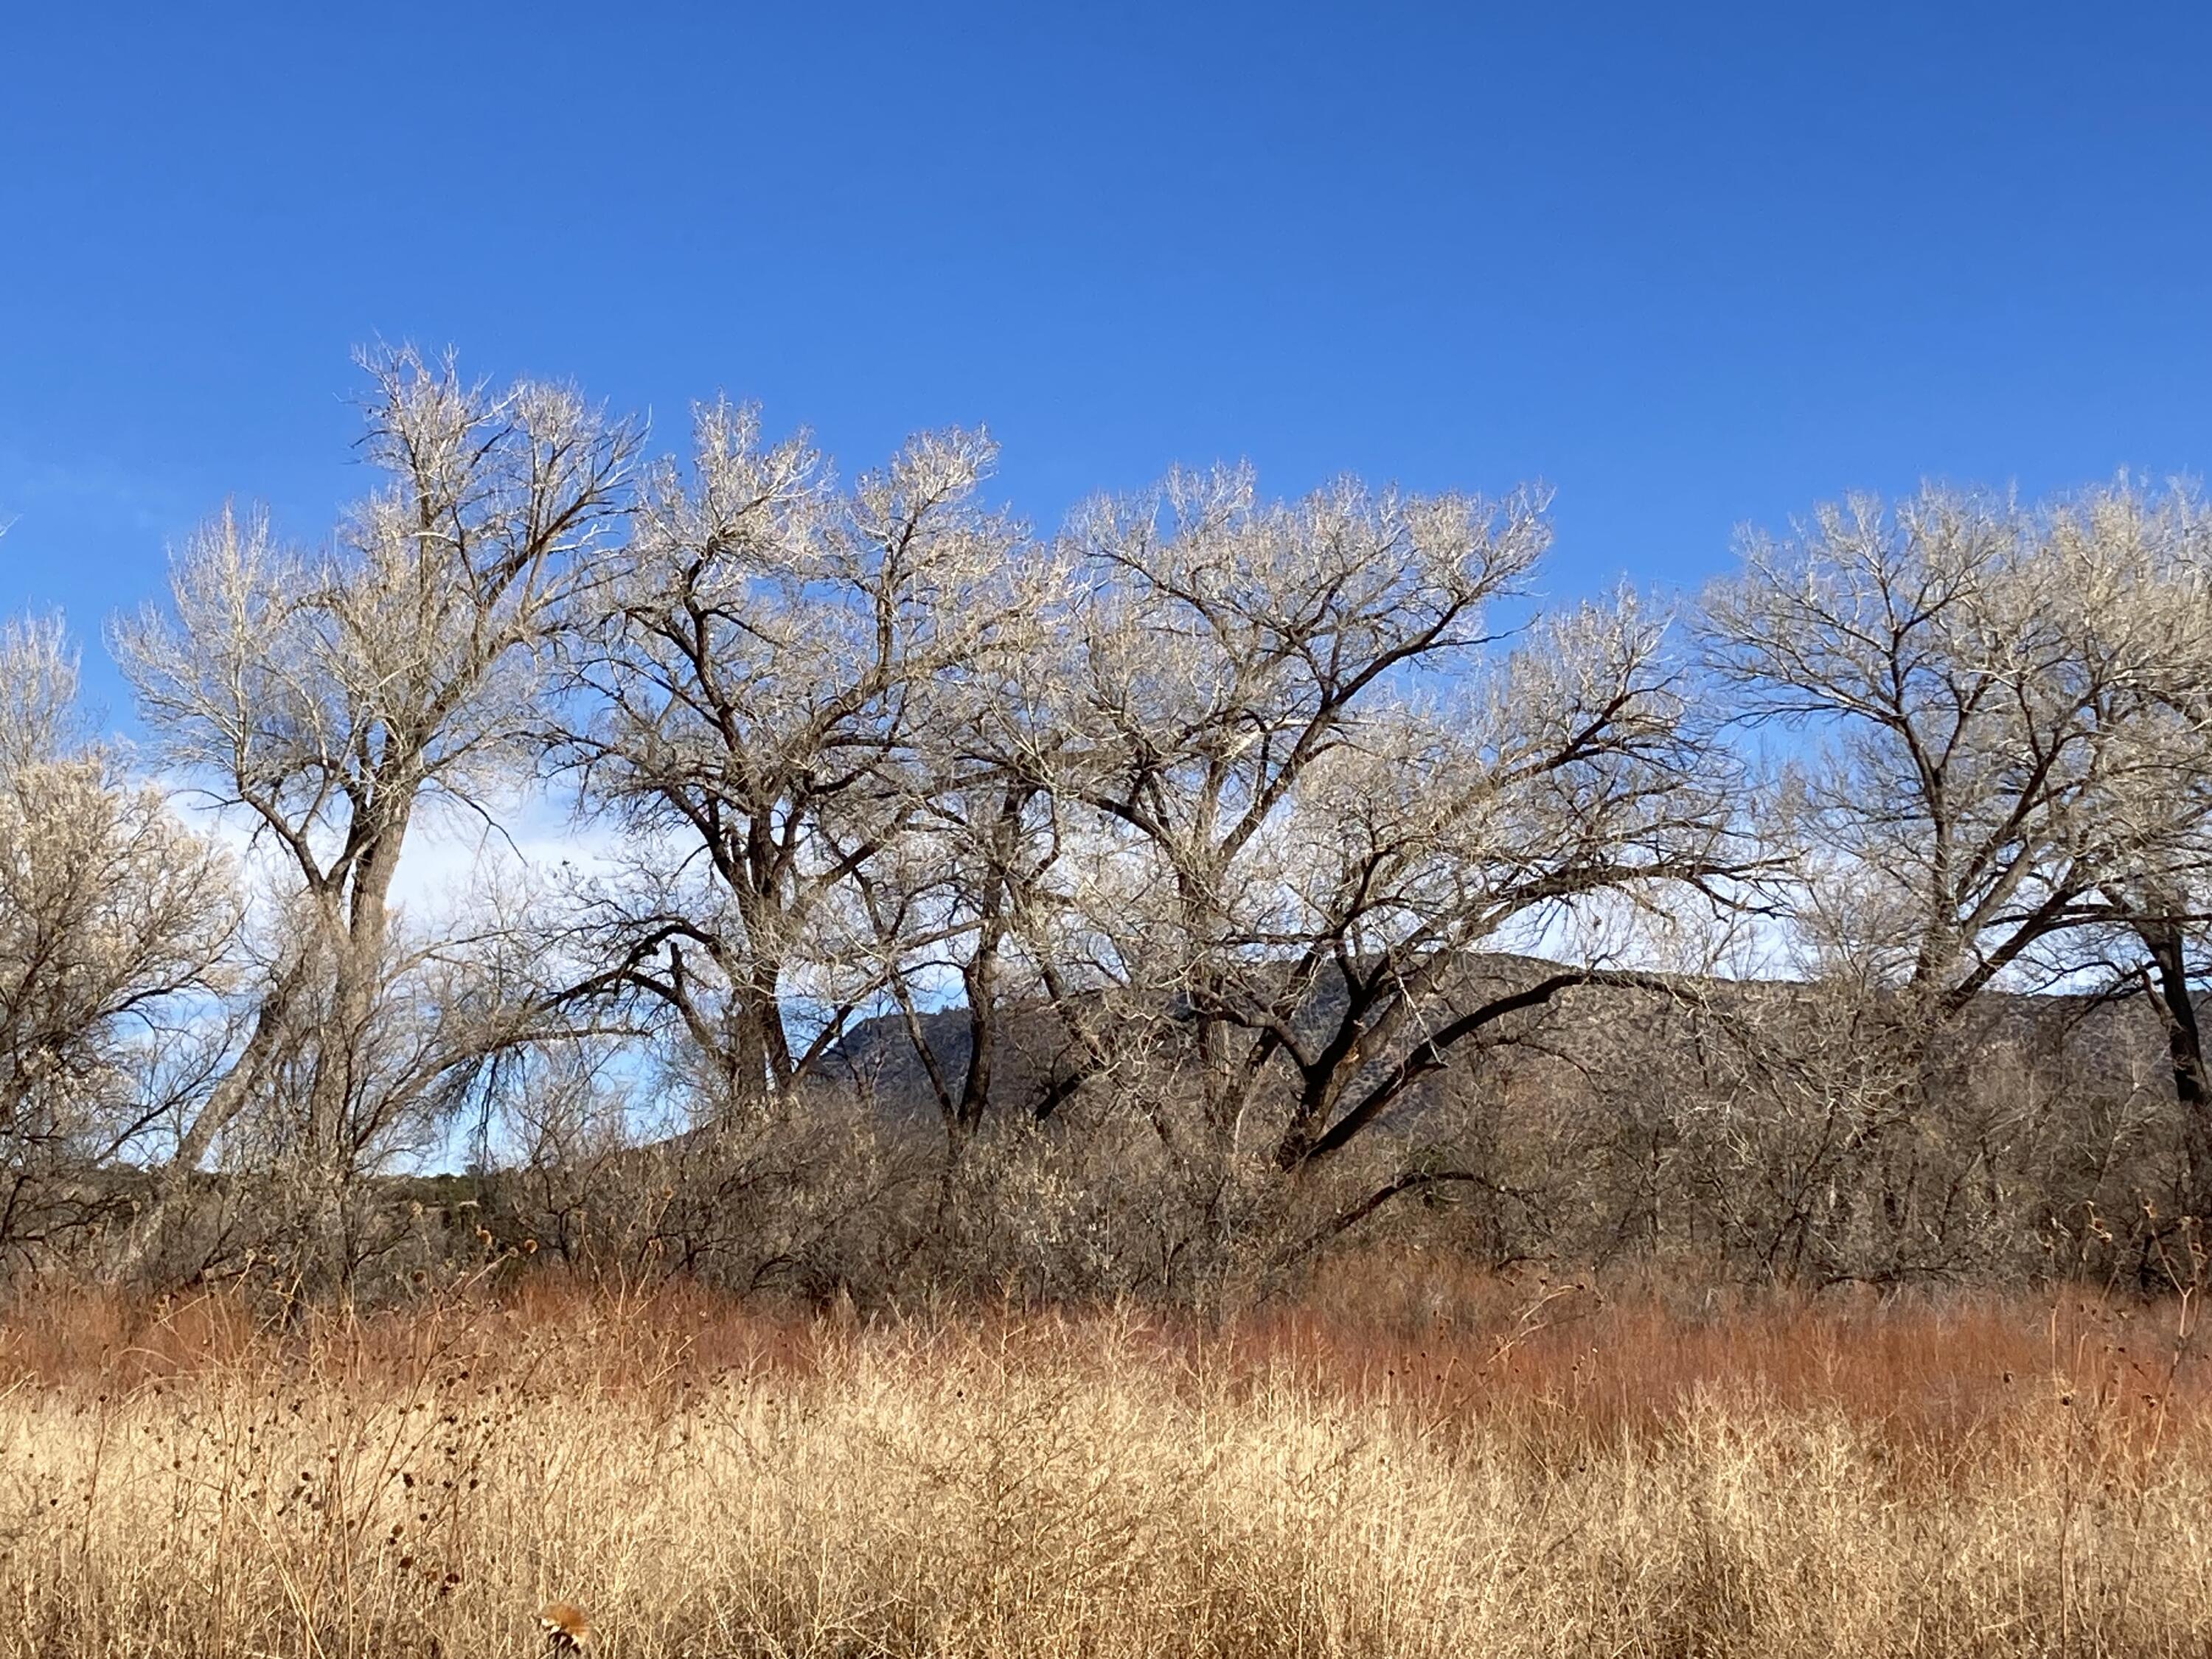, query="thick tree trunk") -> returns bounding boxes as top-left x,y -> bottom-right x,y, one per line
953,782 -> 1035,1140
2139,918 -> 2211,1210
299,810 -> 412,1298
956,958 -> 997,1139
